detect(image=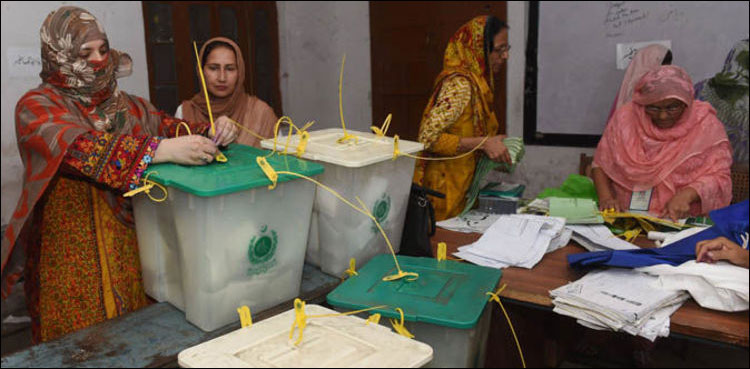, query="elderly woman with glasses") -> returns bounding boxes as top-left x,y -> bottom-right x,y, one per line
593,65 -> 733,221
